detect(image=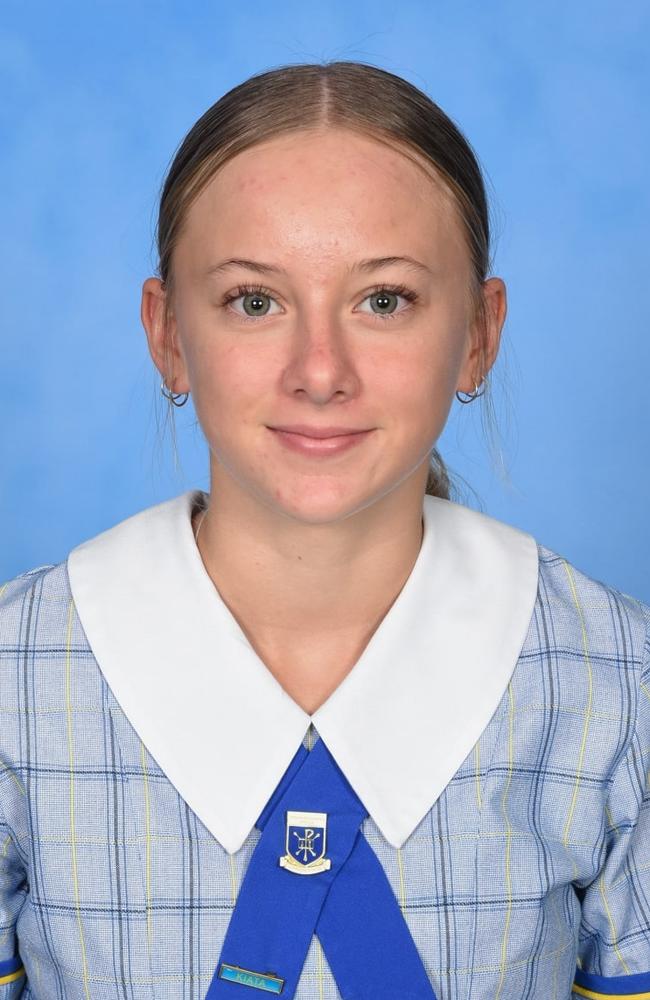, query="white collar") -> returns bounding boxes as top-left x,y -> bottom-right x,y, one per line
66,489 -> 539,855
